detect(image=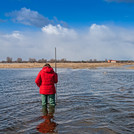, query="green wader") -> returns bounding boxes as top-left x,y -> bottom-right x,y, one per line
41,94 -> 55,106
